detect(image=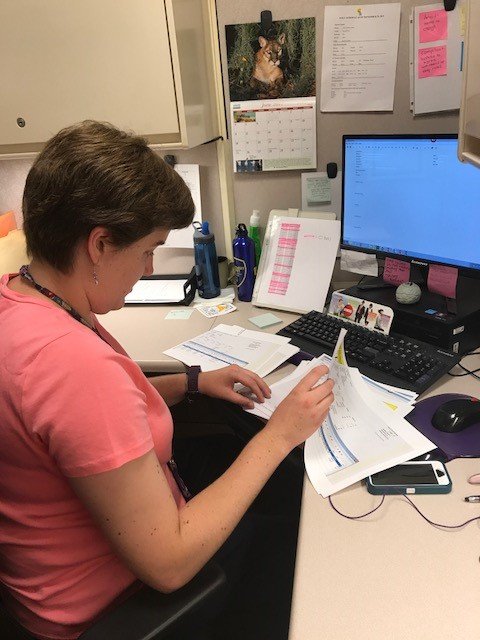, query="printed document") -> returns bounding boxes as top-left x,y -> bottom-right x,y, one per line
254,216 -> 341,314
164,165 -> 202,248
245,354 -> 417,421
304,330 -> 434,496
321,4 -> 401,111
164,324 -> 299,377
